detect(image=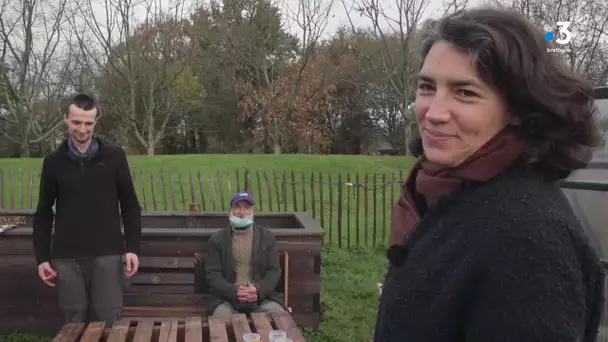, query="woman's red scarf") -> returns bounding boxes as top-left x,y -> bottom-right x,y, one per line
388,129 -> 525,246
